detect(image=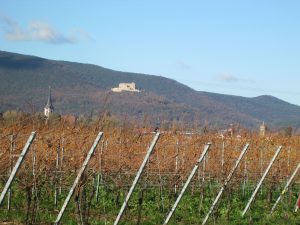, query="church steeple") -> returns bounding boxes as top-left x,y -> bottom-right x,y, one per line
44,86 -> 54,118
